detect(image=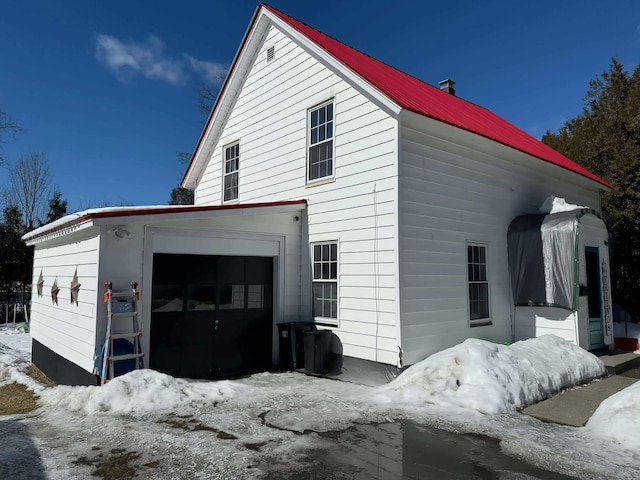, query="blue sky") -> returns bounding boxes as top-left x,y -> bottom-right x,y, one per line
1,0 -> 639,212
